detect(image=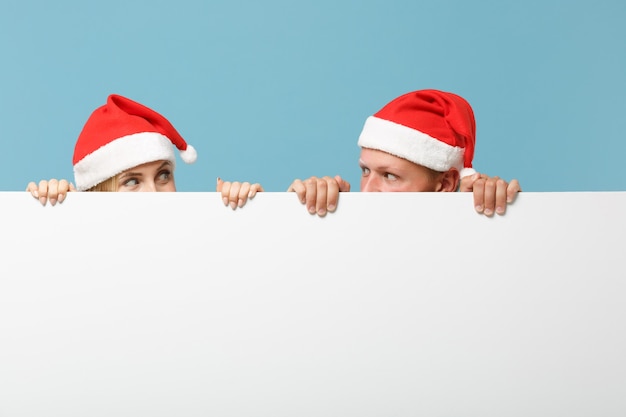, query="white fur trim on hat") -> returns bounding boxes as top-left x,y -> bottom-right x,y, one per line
74,132 -> 176,191
357,116 -> 464,172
